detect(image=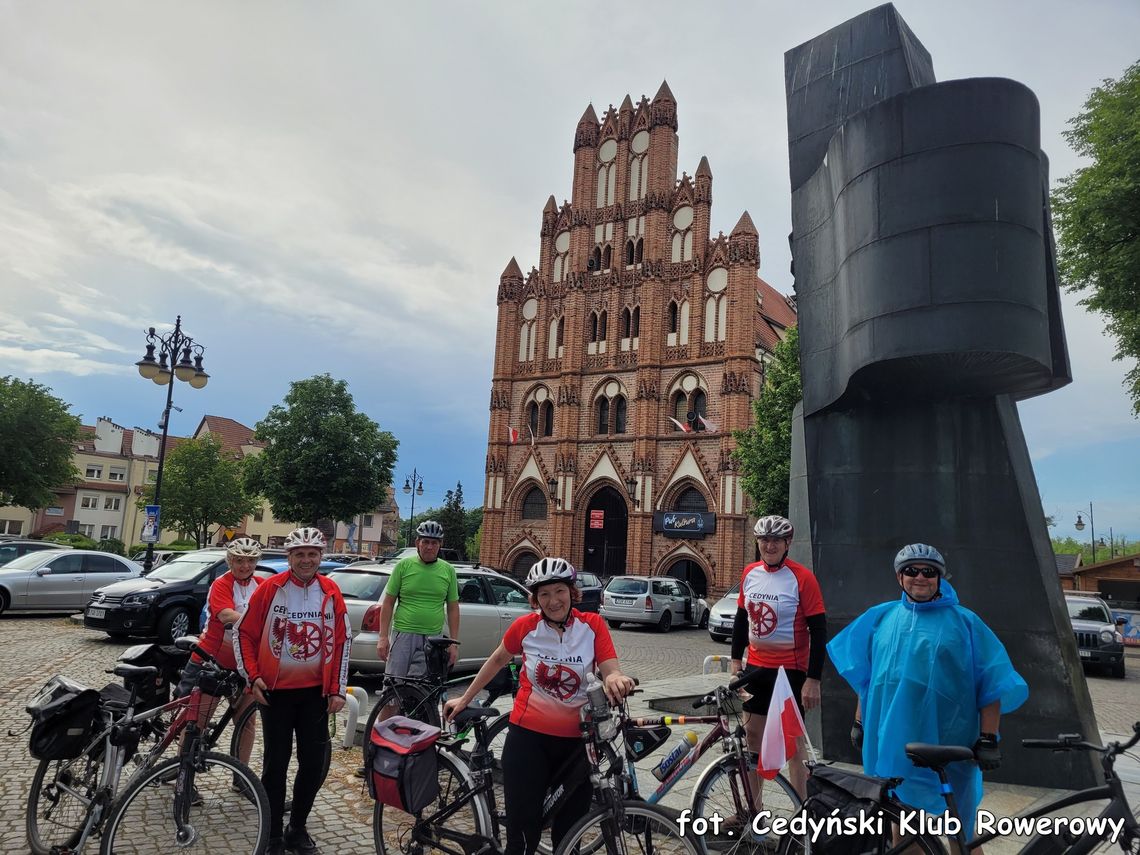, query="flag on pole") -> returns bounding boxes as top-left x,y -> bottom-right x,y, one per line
698,414 -> 718,432
757,666 -> 807,780
507,426 -> 520,444
668,417 -> 692,433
